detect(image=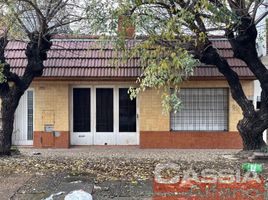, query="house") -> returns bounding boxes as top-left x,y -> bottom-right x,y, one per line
5,35 -> 256,149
